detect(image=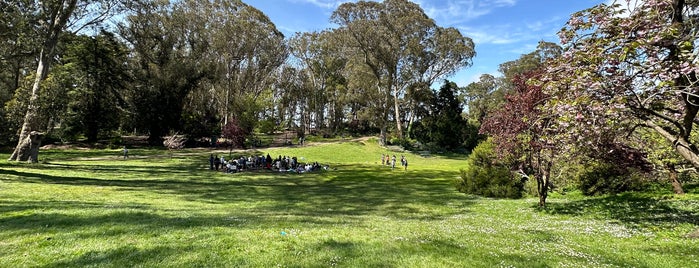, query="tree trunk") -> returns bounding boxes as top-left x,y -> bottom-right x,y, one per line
647,120 -> 699,168
393,88 -> 403,138
9,0 -> 77,161
666,164 -> 686,195
536,159 -> 552,207
28,131 -> 44,163
12,131 -> 43,163
379,126 -> 387,146
406,102 -> 416,139
10,48 -> 51,161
